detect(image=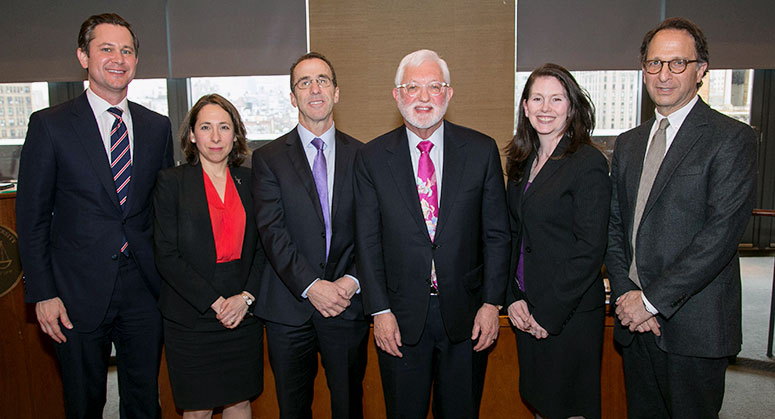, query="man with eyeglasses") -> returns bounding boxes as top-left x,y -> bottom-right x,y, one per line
354,49 -> 510,418
606,17 -> 756,418
251,52 -> 368,419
